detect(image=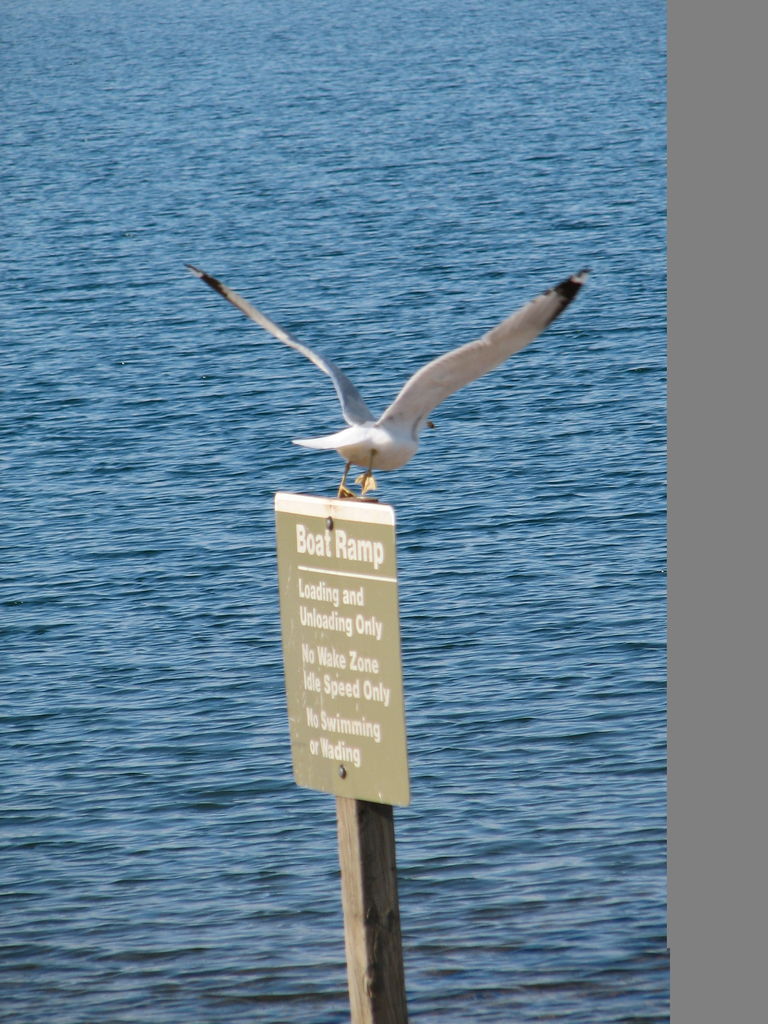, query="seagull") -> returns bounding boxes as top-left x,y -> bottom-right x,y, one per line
187,264 -> 589,497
